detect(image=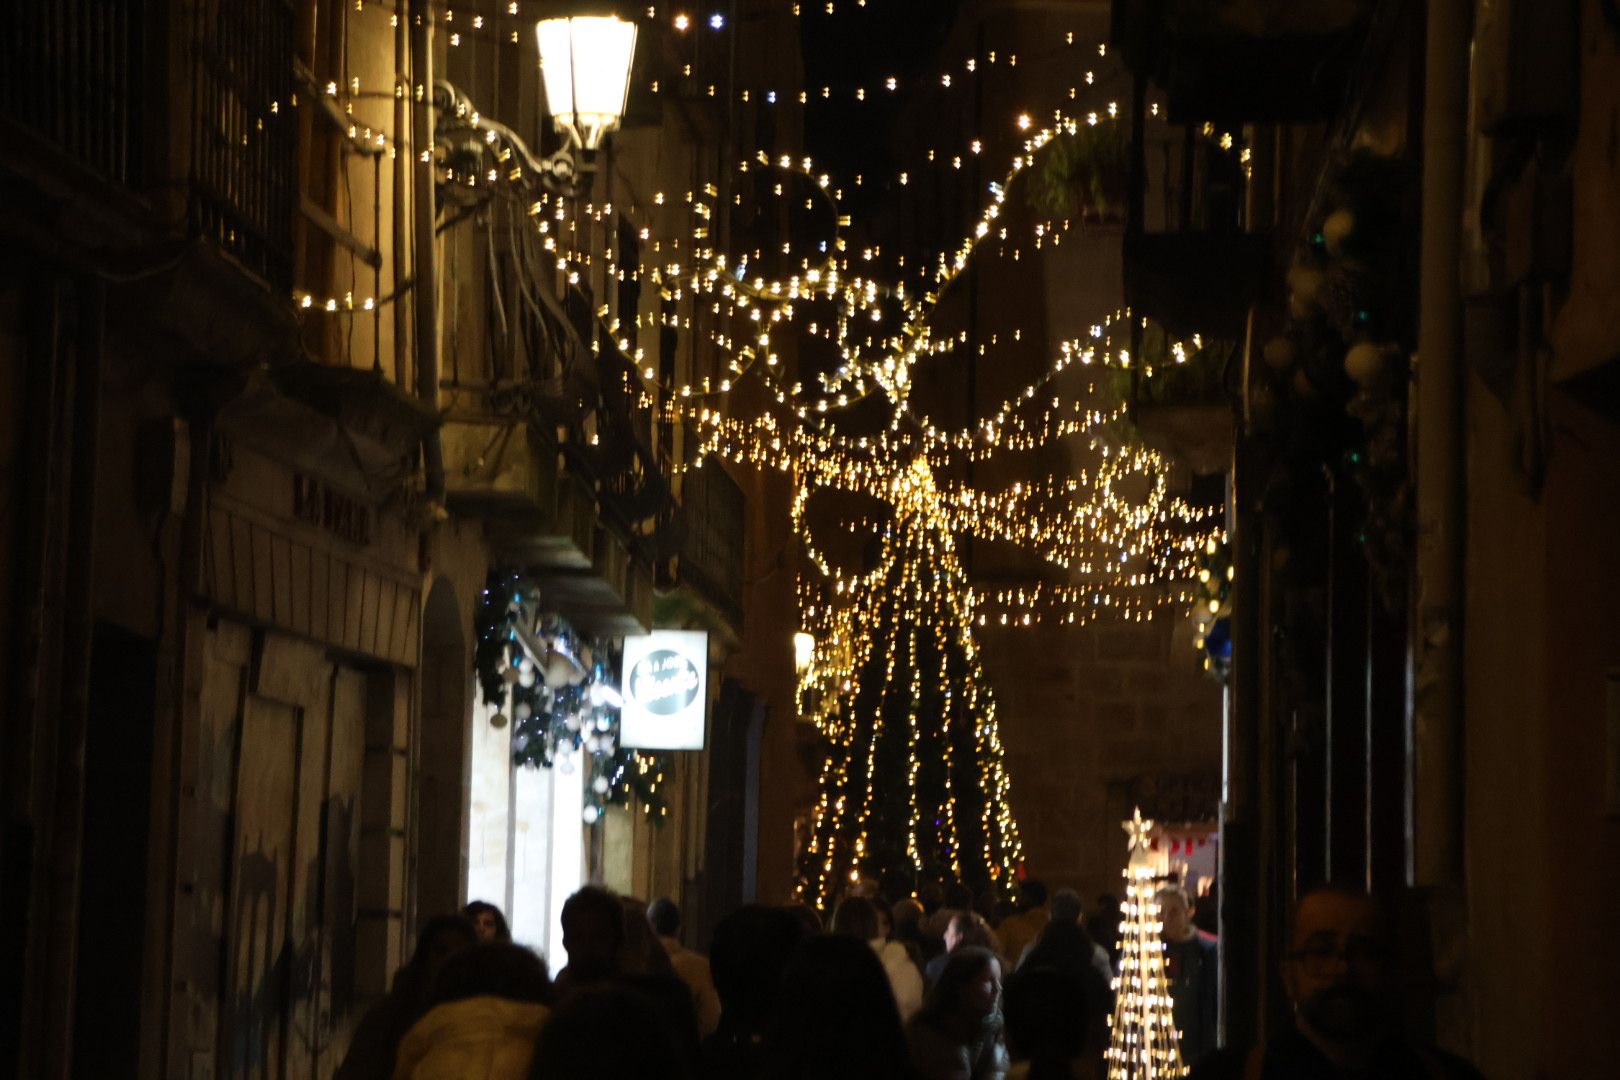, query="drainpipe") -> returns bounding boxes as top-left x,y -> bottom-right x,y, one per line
6,277 -> 70,1080
395,0 -> 413,394
1413,0 -> 1471,1047
410,0 -> 446,506
41,278 -> 104,1077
